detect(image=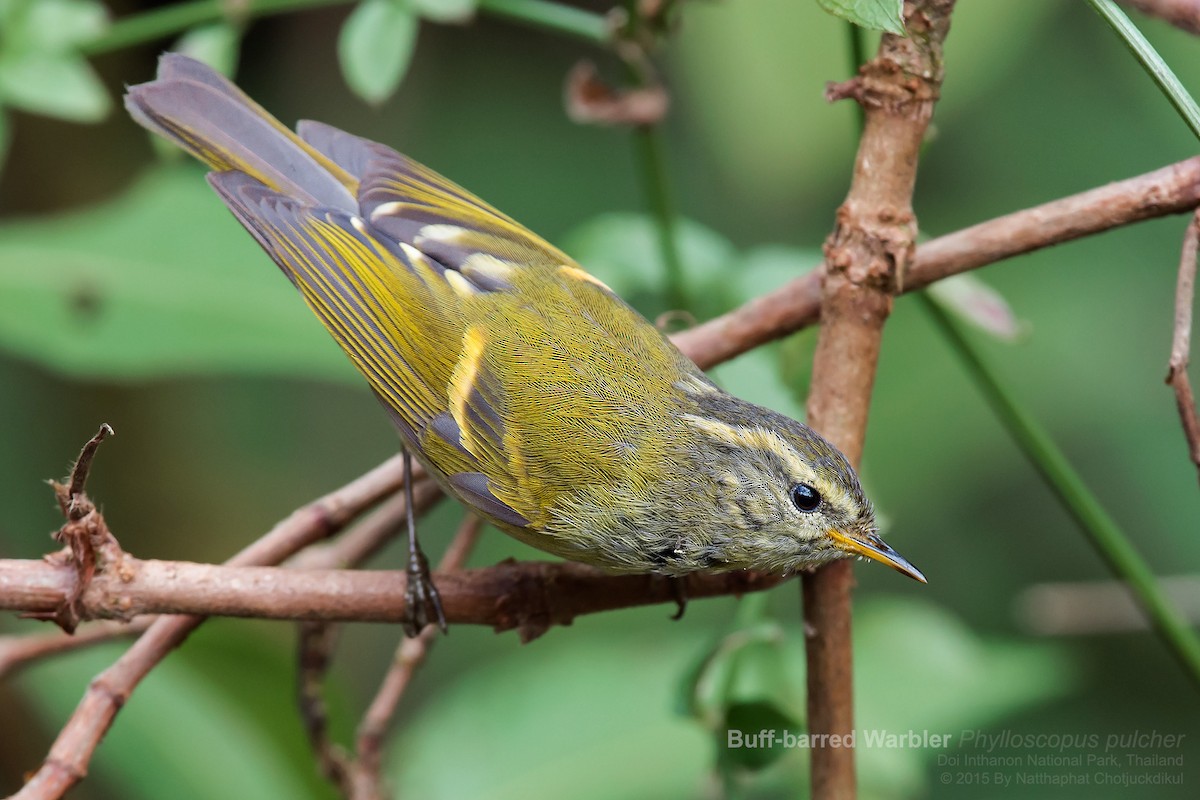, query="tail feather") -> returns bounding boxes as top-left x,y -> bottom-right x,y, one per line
296,120 -> 380,179
125,54 -> 358,212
